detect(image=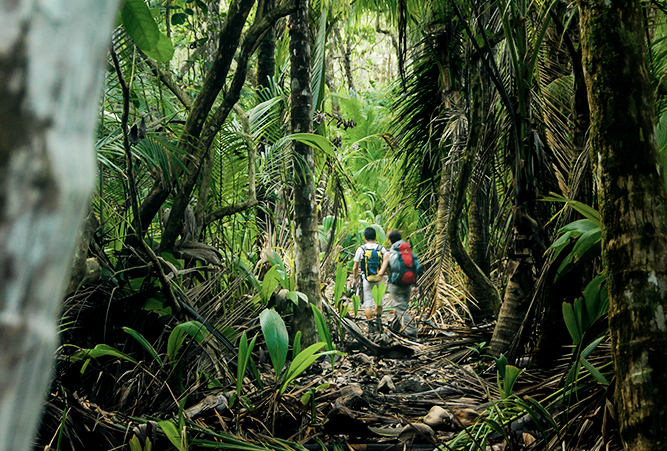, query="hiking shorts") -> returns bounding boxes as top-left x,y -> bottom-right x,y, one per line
360,278 -> 385,309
